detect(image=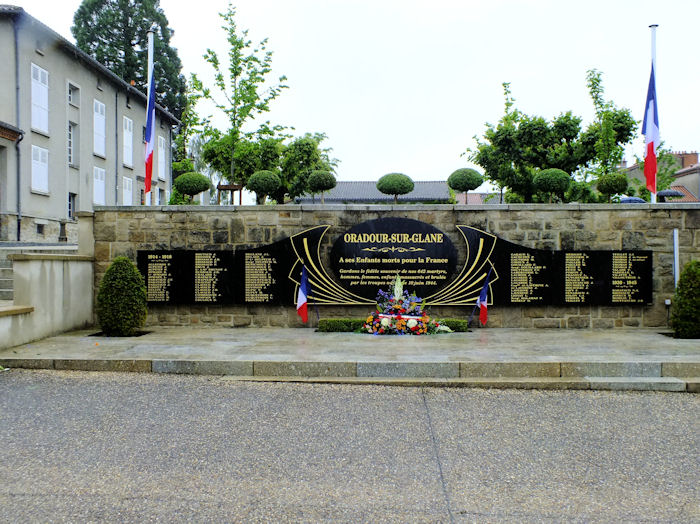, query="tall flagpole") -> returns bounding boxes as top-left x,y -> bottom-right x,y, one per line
649,24 -> 658,204
145,24 -> 156,206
